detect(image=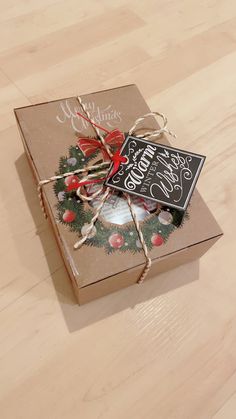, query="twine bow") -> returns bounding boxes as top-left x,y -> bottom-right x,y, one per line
38,96 -> 176,283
